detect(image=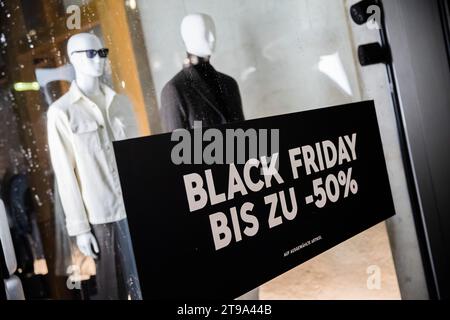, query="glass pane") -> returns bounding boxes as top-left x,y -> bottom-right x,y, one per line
140,0 -> 362,119
0,0 -> 409,300
136,0 -> 400,299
